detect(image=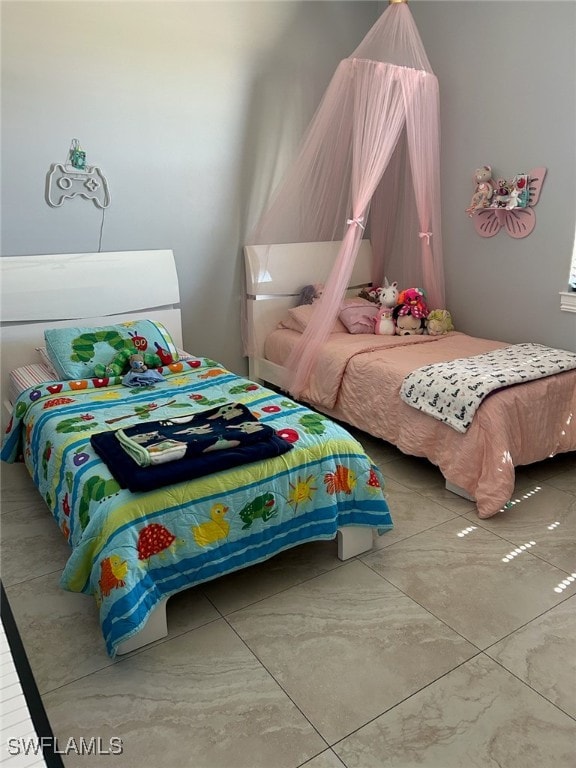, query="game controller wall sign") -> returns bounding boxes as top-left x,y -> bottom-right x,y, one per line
46,139 -> 110,209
